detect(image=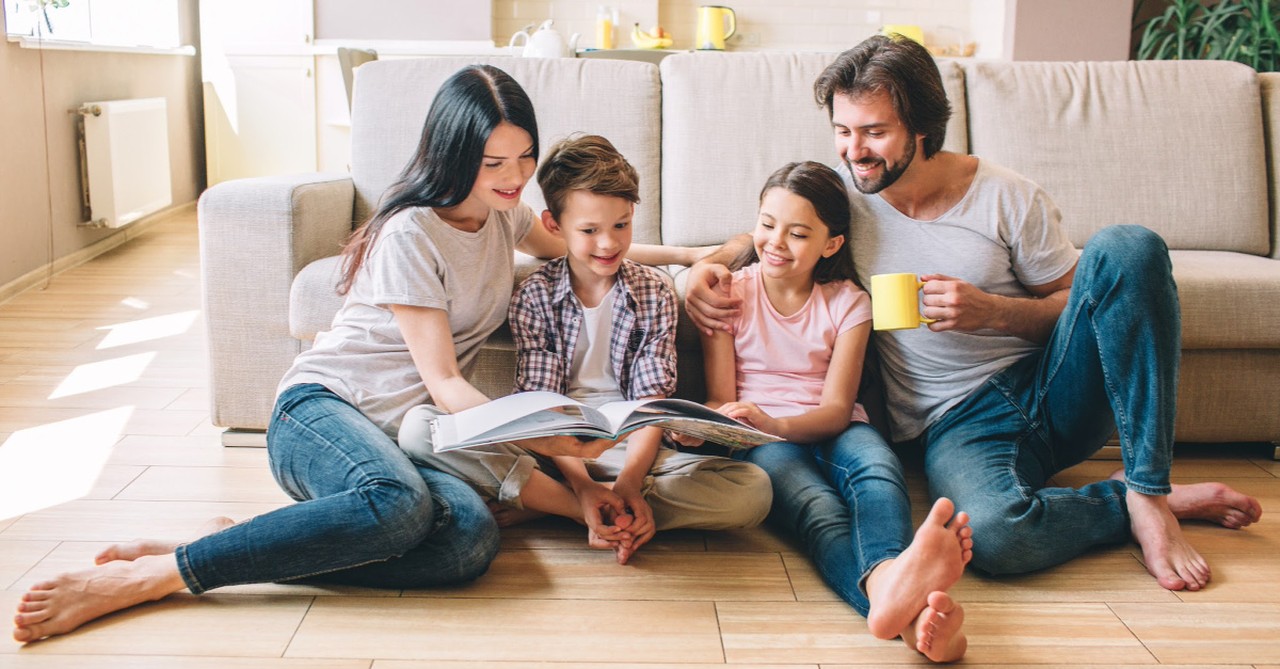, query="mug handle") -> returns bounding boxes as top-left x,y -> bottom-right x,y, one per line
723,8 -> 737,40
916,279 -> 937,325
